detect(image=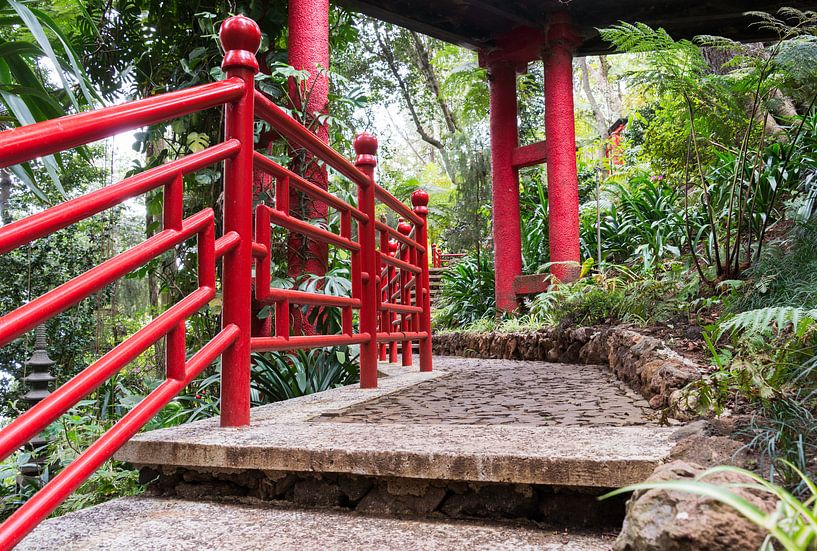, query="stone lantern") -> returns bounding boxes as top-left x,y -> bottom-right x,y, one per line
19,324 -> 56,477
